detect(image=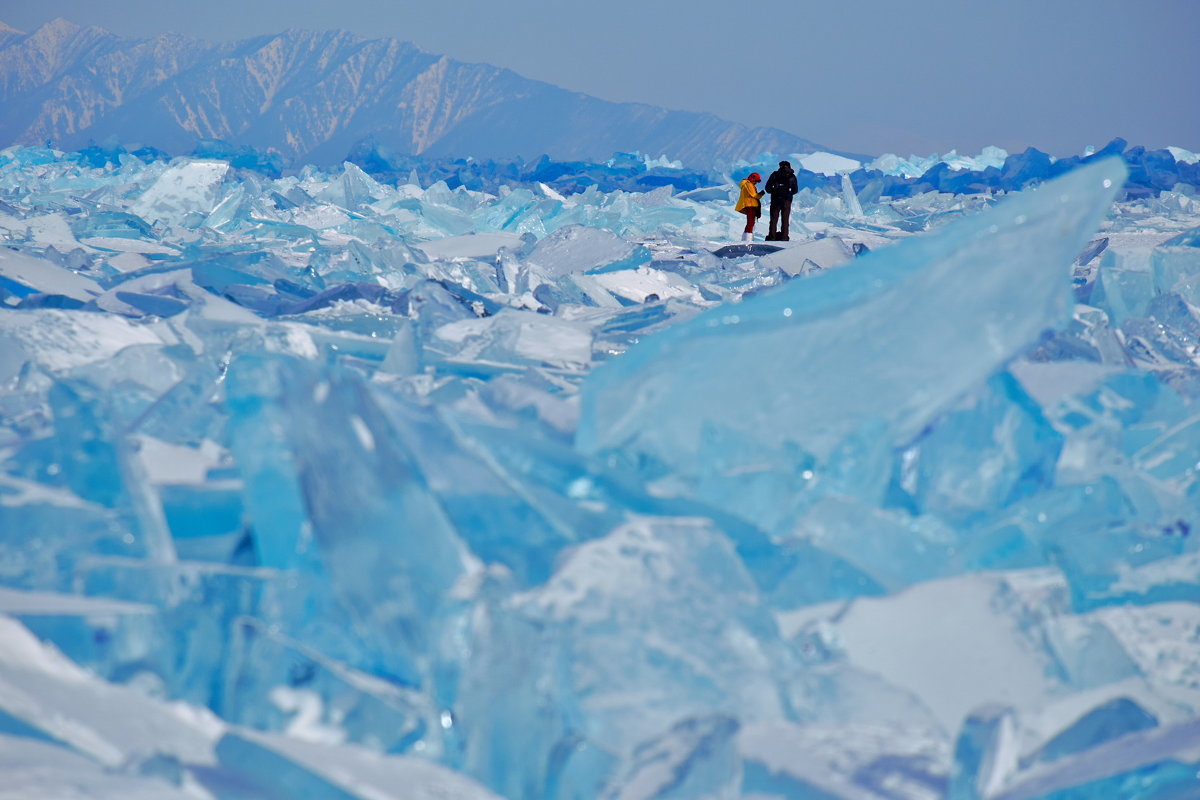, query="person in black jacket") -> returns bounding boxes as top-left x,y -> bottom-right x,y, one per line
764,161 -> 798,241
